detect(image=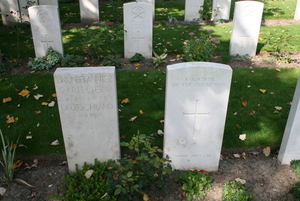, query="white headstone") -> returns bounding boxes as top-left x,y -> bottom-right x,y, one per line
295,0 -> 300,20
212,0 -> 231,21
229,1 -> 264,56
124,2 -> 153,59
184,0 -> 204,24
28,5 -> 64,58
163,62 -> 232,171
54,67 -> 121,173
0,0 -> 20,25
136,0 -> 155,19
19,0 -> 37,23
79,0 -> 99,23
39,0 -> 59,6
278,75 -> 300,164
